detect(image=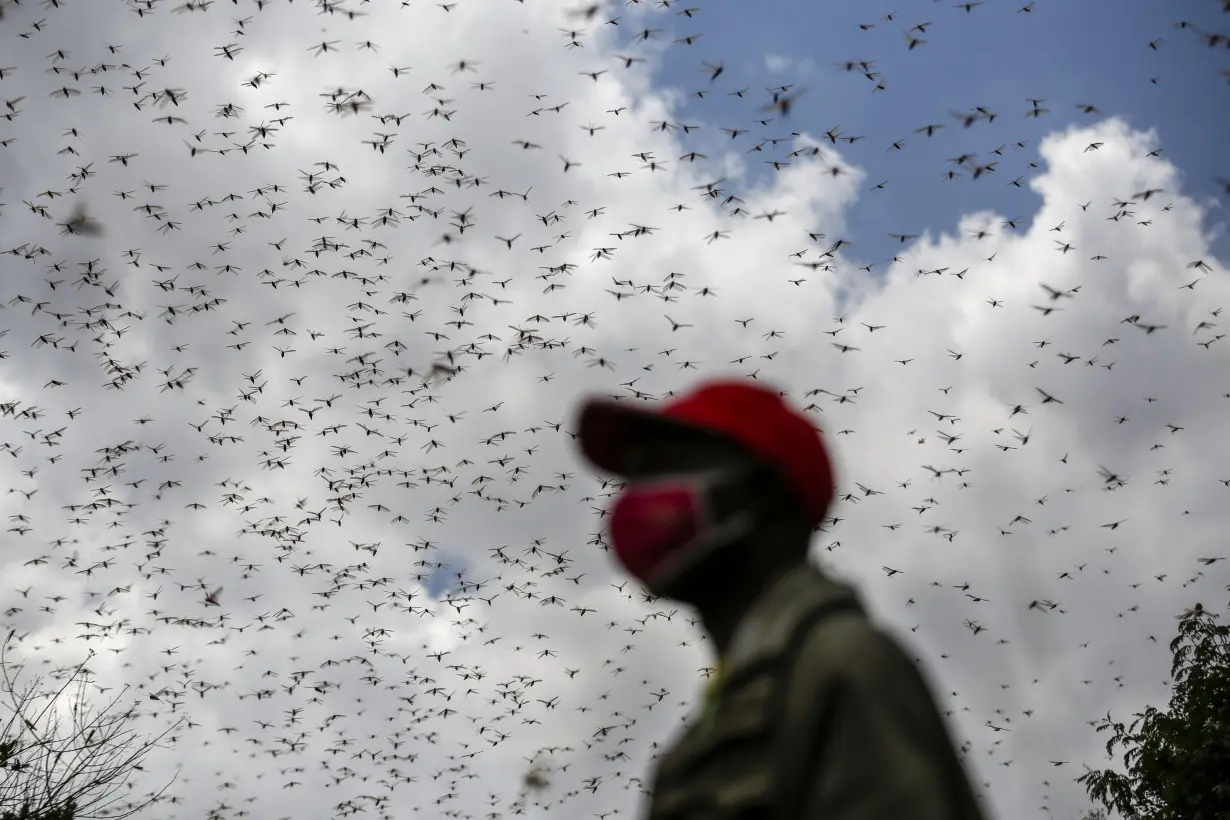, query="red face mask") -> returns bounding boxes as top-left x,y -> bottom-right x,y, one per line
608,468 -> 754,588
